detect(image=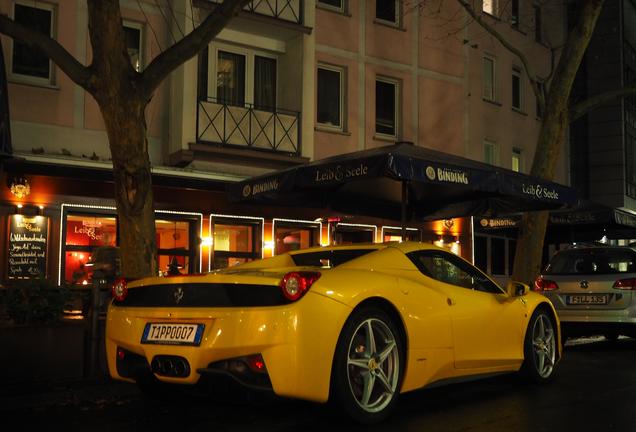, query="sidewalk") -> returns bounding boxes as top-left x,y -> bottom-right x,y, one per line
0,377 -> 140,412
